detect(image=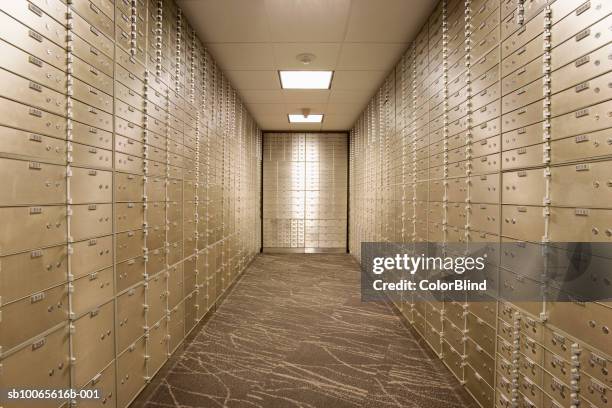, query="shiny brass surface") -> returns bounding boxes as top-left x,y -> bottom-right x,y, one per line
263,133 -> 347,250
